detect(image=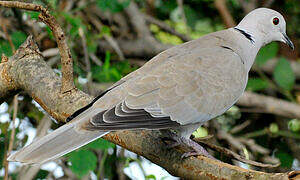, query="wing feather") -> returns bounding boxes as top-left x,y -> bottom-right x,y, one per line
86,32 -> 247,128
